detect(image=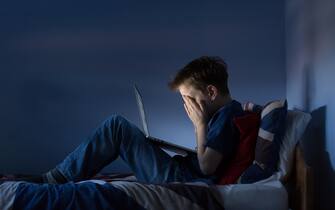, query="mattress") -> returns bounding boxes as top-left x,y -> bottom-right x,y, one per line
0,174 -> 288,210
